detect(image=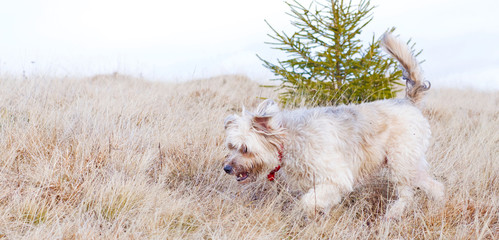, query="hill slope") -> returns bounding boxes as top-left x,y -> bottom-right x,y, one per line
0,74 -> 497,239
